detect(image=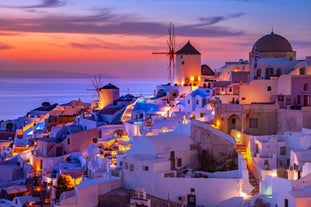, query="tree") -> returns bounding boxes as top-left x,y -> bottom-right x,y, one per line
56,174 -> 74,199
6,122 -> 14,132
